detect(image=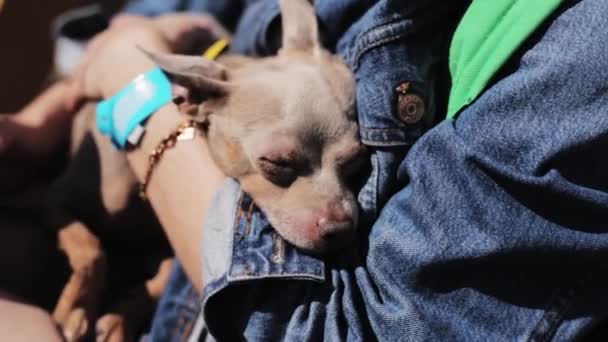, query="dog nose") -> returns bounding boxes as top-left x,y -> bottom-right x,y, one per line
317,213 -> 354,243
